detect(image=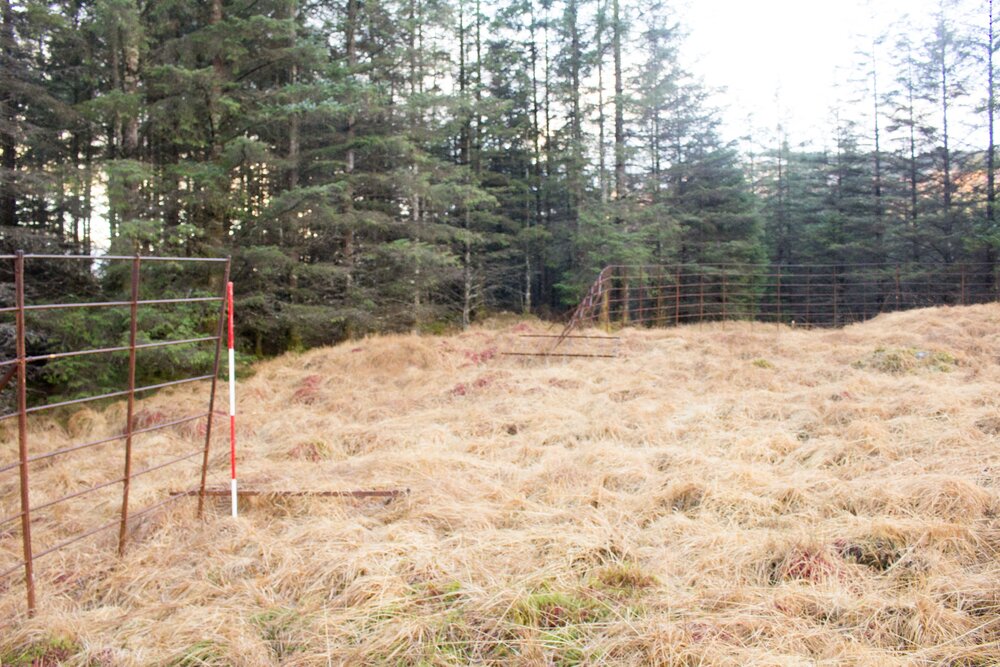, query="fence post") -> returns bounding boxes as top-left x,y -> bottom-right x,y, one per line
776,266 -> 782,327
655,267 -> 665,326
199,259 -> 231,517
599,269 -> 610,331
698,273 -> 704,324
637,267 -> 645,326
859,268 -> 867,321
621,267 -> 630,325
960,264 -> 966,306
721,272 -> 728,323
805,267 -> 811,325
14,251 -> 36,615
674,269 -> 681,326
833,266 -> 839,326
118,256 -> 141,556
896,264 -> 902,310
